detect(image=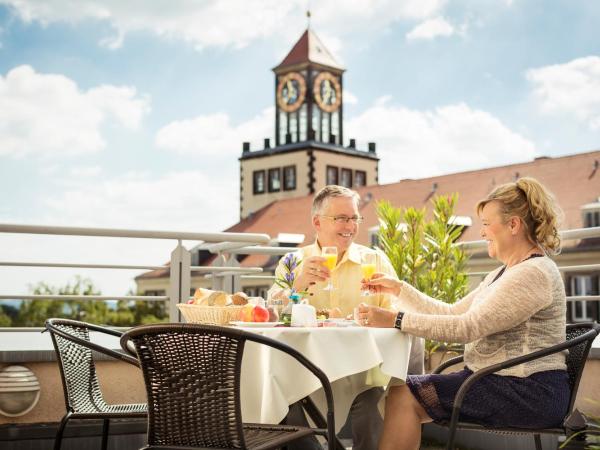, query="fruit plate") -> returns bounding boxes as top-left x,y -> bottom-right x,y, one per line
230,321 -> 284,328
